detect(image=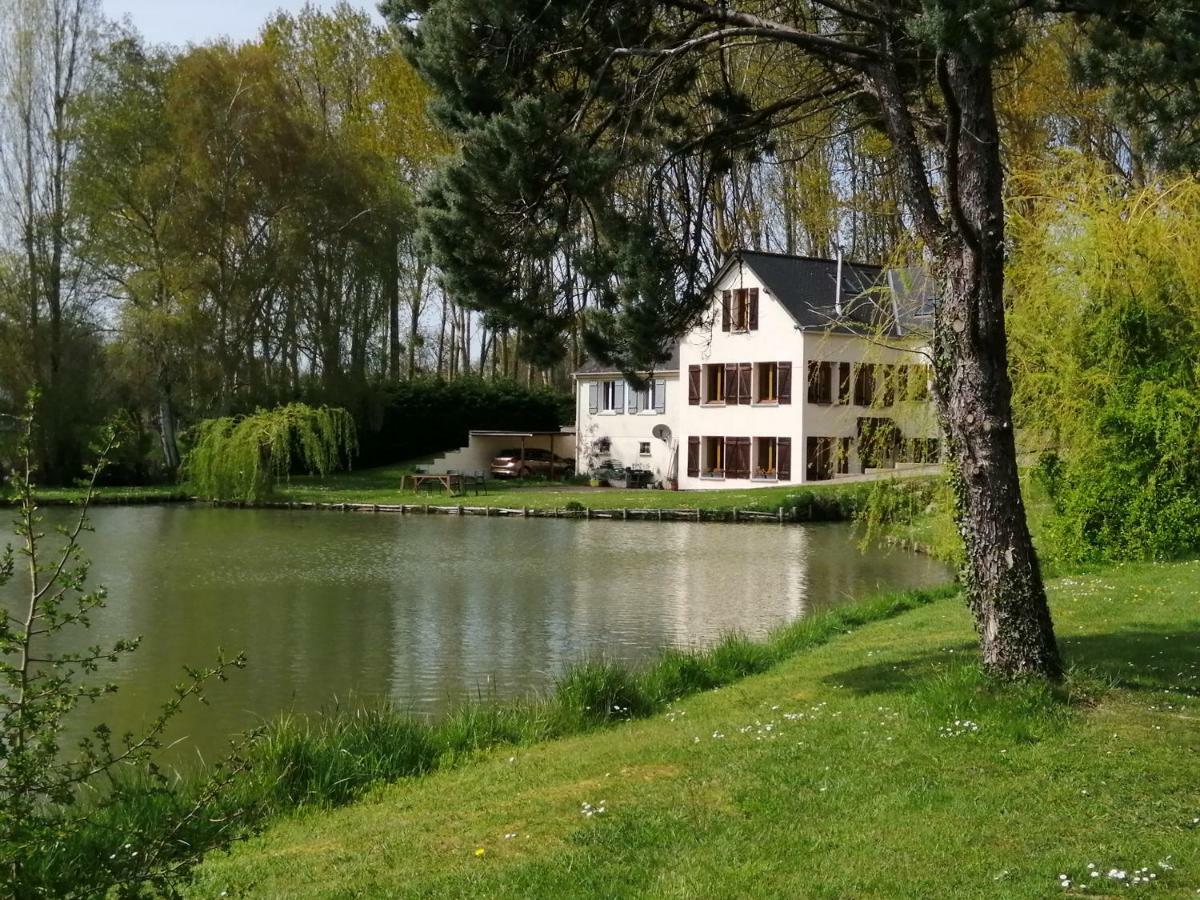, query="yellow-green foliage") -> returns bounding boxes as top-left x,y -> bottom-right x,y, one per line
1007,157 -> 1200,560
185,404 -> 357,502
